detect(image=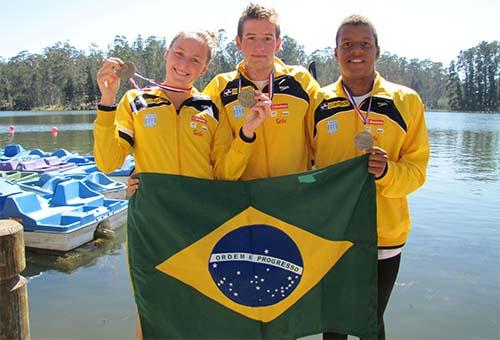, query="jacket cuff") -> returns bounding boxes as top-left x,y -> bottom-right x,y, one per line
95,106 -> 117,125
97,104 -> 117,111
239,127 -> 256,143
375,162 -> 390,185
